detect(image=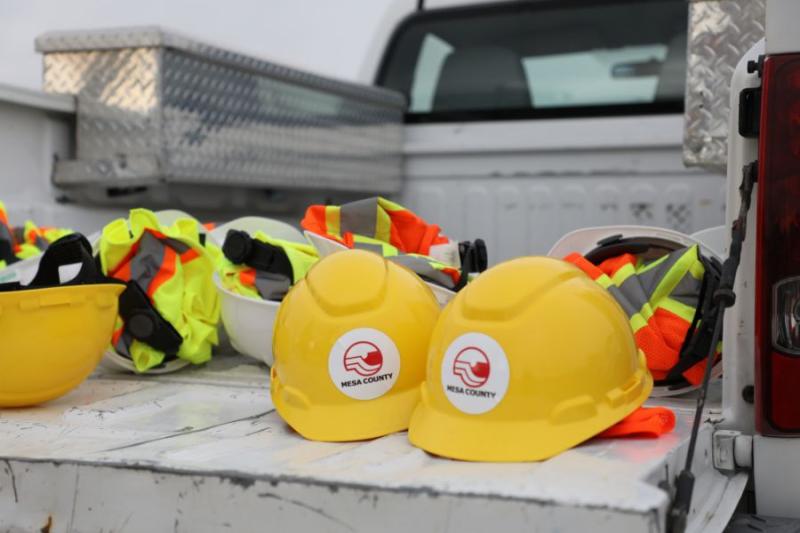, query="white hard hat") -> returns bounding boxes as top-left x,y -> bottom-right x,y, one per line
211,217 -> 304,366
